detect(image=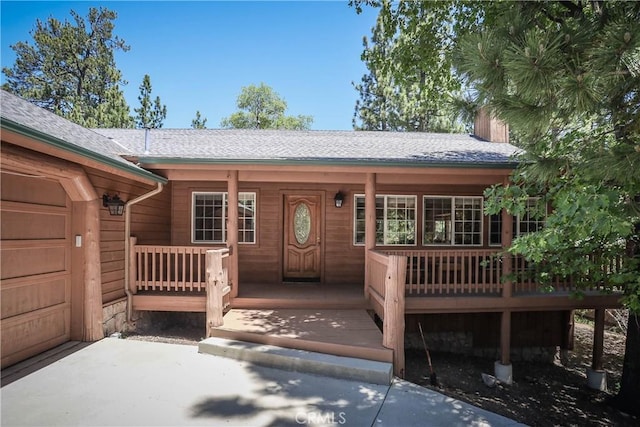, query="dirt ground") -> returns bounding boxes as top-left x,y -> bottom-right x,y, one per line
127,320 -> 637,426
405,323 -> 637,427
